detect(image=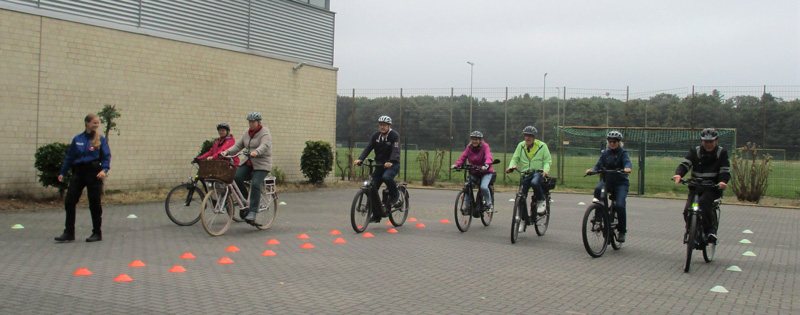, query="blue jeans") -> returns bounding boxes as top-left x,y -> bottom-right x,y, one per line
522,172 -> 546,201
371,164 -> 400,204
594,180 -> 629,233
234,165 -> 269,213
469,173 -> 494,207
